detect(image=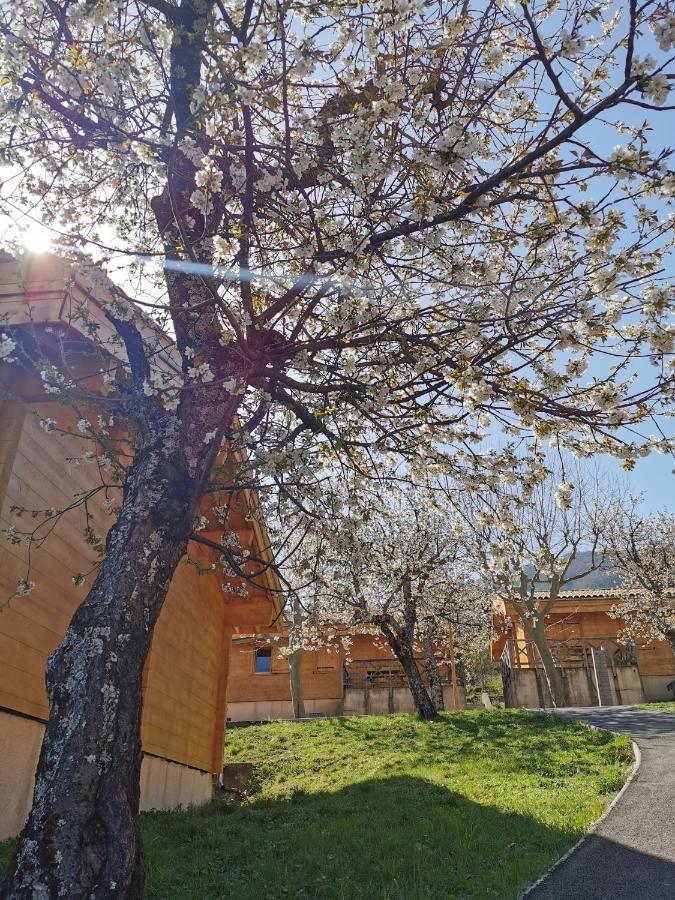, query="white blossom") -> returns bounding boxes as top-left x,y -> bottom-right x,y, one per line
0,333 -> 17,362
560,30 -> 586,58
642,73 -> 670,106
554,482 -> 574,510
15,579 -> 36,597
